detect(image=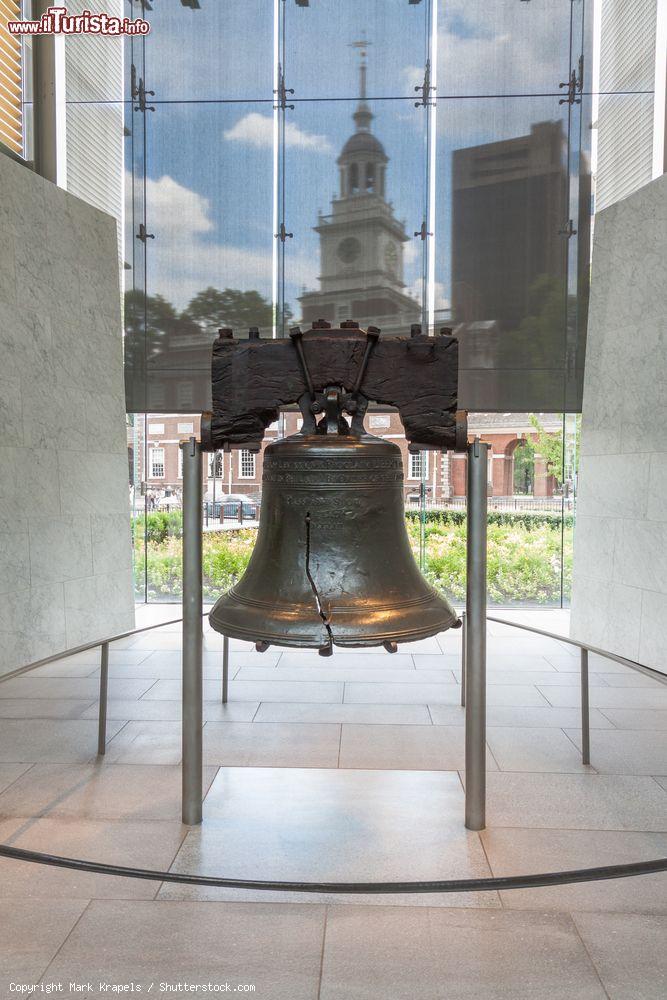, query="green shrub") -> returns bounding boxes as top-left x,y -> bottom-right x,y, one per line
405,508 -> 573,530
134,518 -> 571,606
133,511 -> 183,545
